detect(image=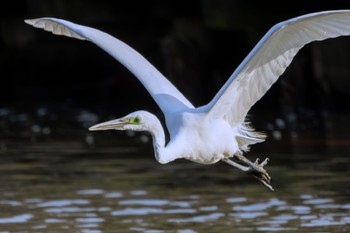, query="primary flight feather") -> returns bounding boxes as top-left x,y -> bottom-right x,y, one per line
25,10 -> 350,190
